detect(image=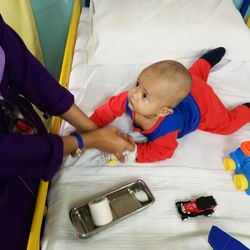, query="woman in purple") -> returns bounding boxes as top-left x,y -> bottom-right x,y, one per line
0,15 -> 134,250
